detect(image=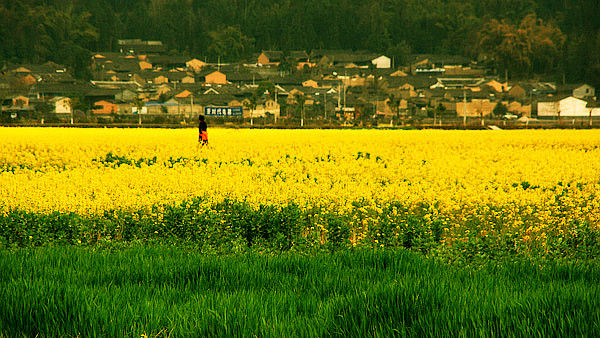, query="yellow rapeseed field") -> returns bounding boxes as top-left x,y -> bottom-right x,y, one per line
1,127 -> 599,247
